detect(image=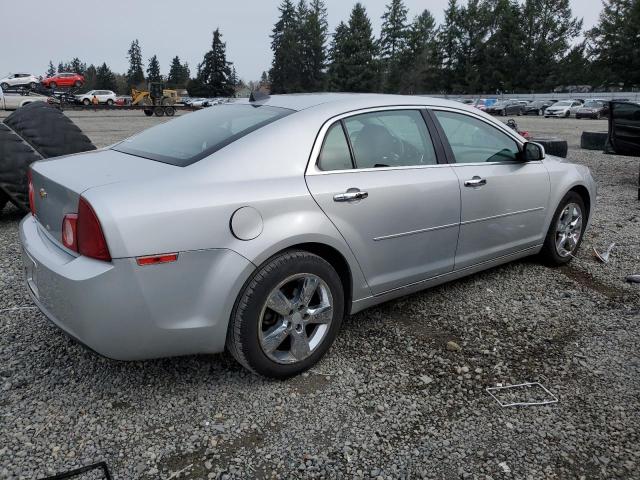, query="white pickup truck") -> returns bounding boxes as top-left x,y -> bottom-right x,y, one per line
0,86 -> 47,110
